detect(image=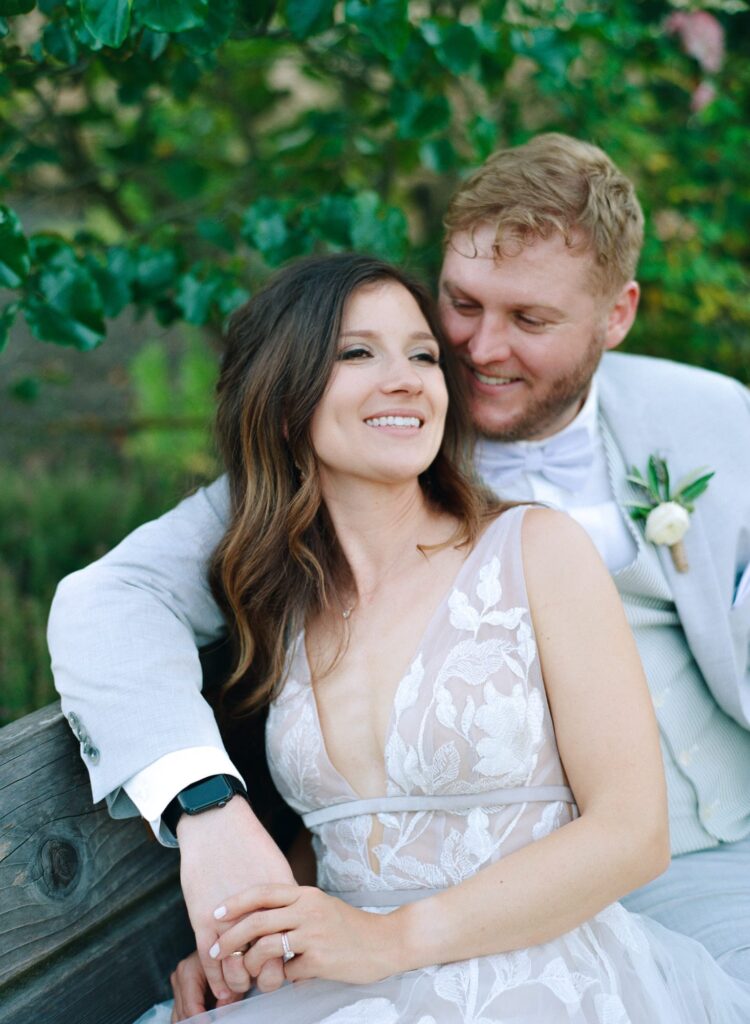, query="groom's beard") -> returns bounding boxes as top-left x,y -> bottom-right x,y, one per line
476,330 -> 605,443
